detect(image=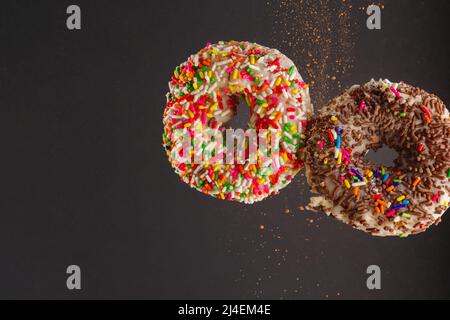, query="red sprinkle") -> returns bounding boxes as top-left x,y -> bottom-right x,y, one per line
327,129 -> 335,142
371,194 -> 382,199
421,105 -> 432,121
418,144 -> 425,153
